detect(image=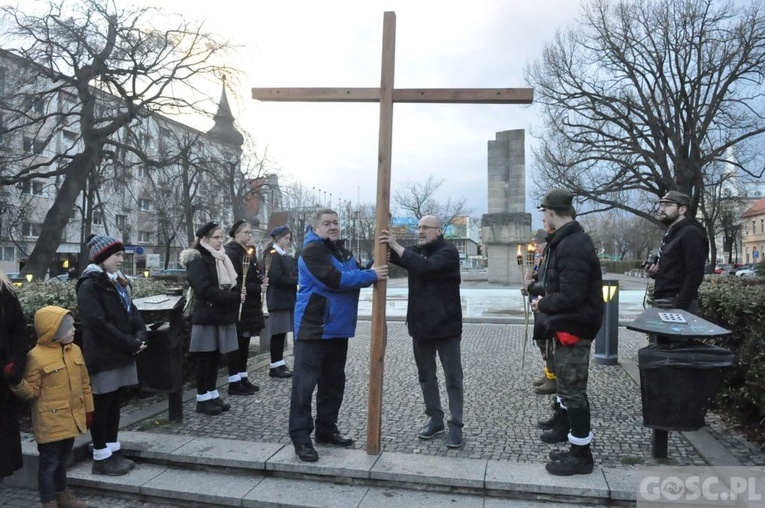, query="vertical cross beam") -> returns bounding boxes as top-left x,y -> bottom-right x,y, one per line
252,11 -> 533,455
